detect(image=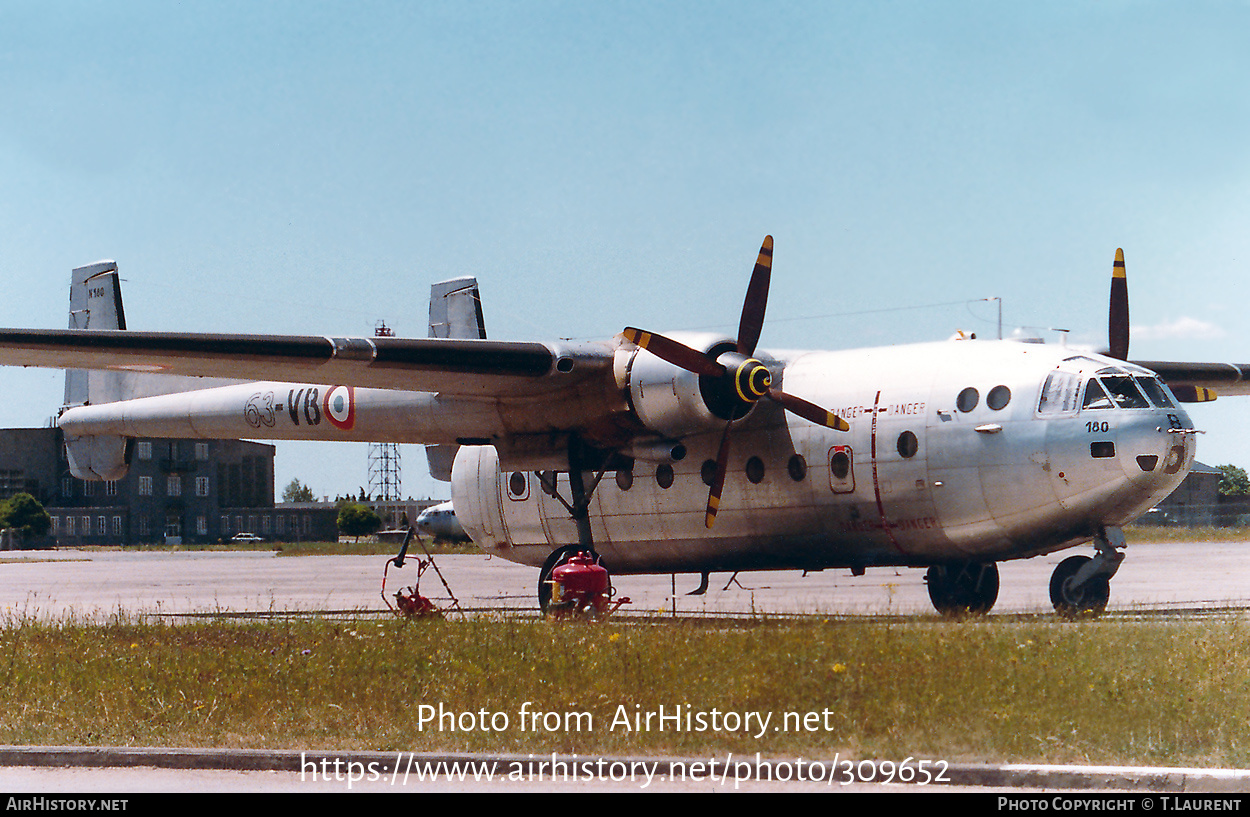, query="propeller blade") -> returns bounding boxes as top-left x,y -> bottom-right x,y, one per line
705,422 -> 734,528
622,327 -> 726,377
736,235 -> 773,356
767,387 -> 850,431
1109,247 -> 1129,360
